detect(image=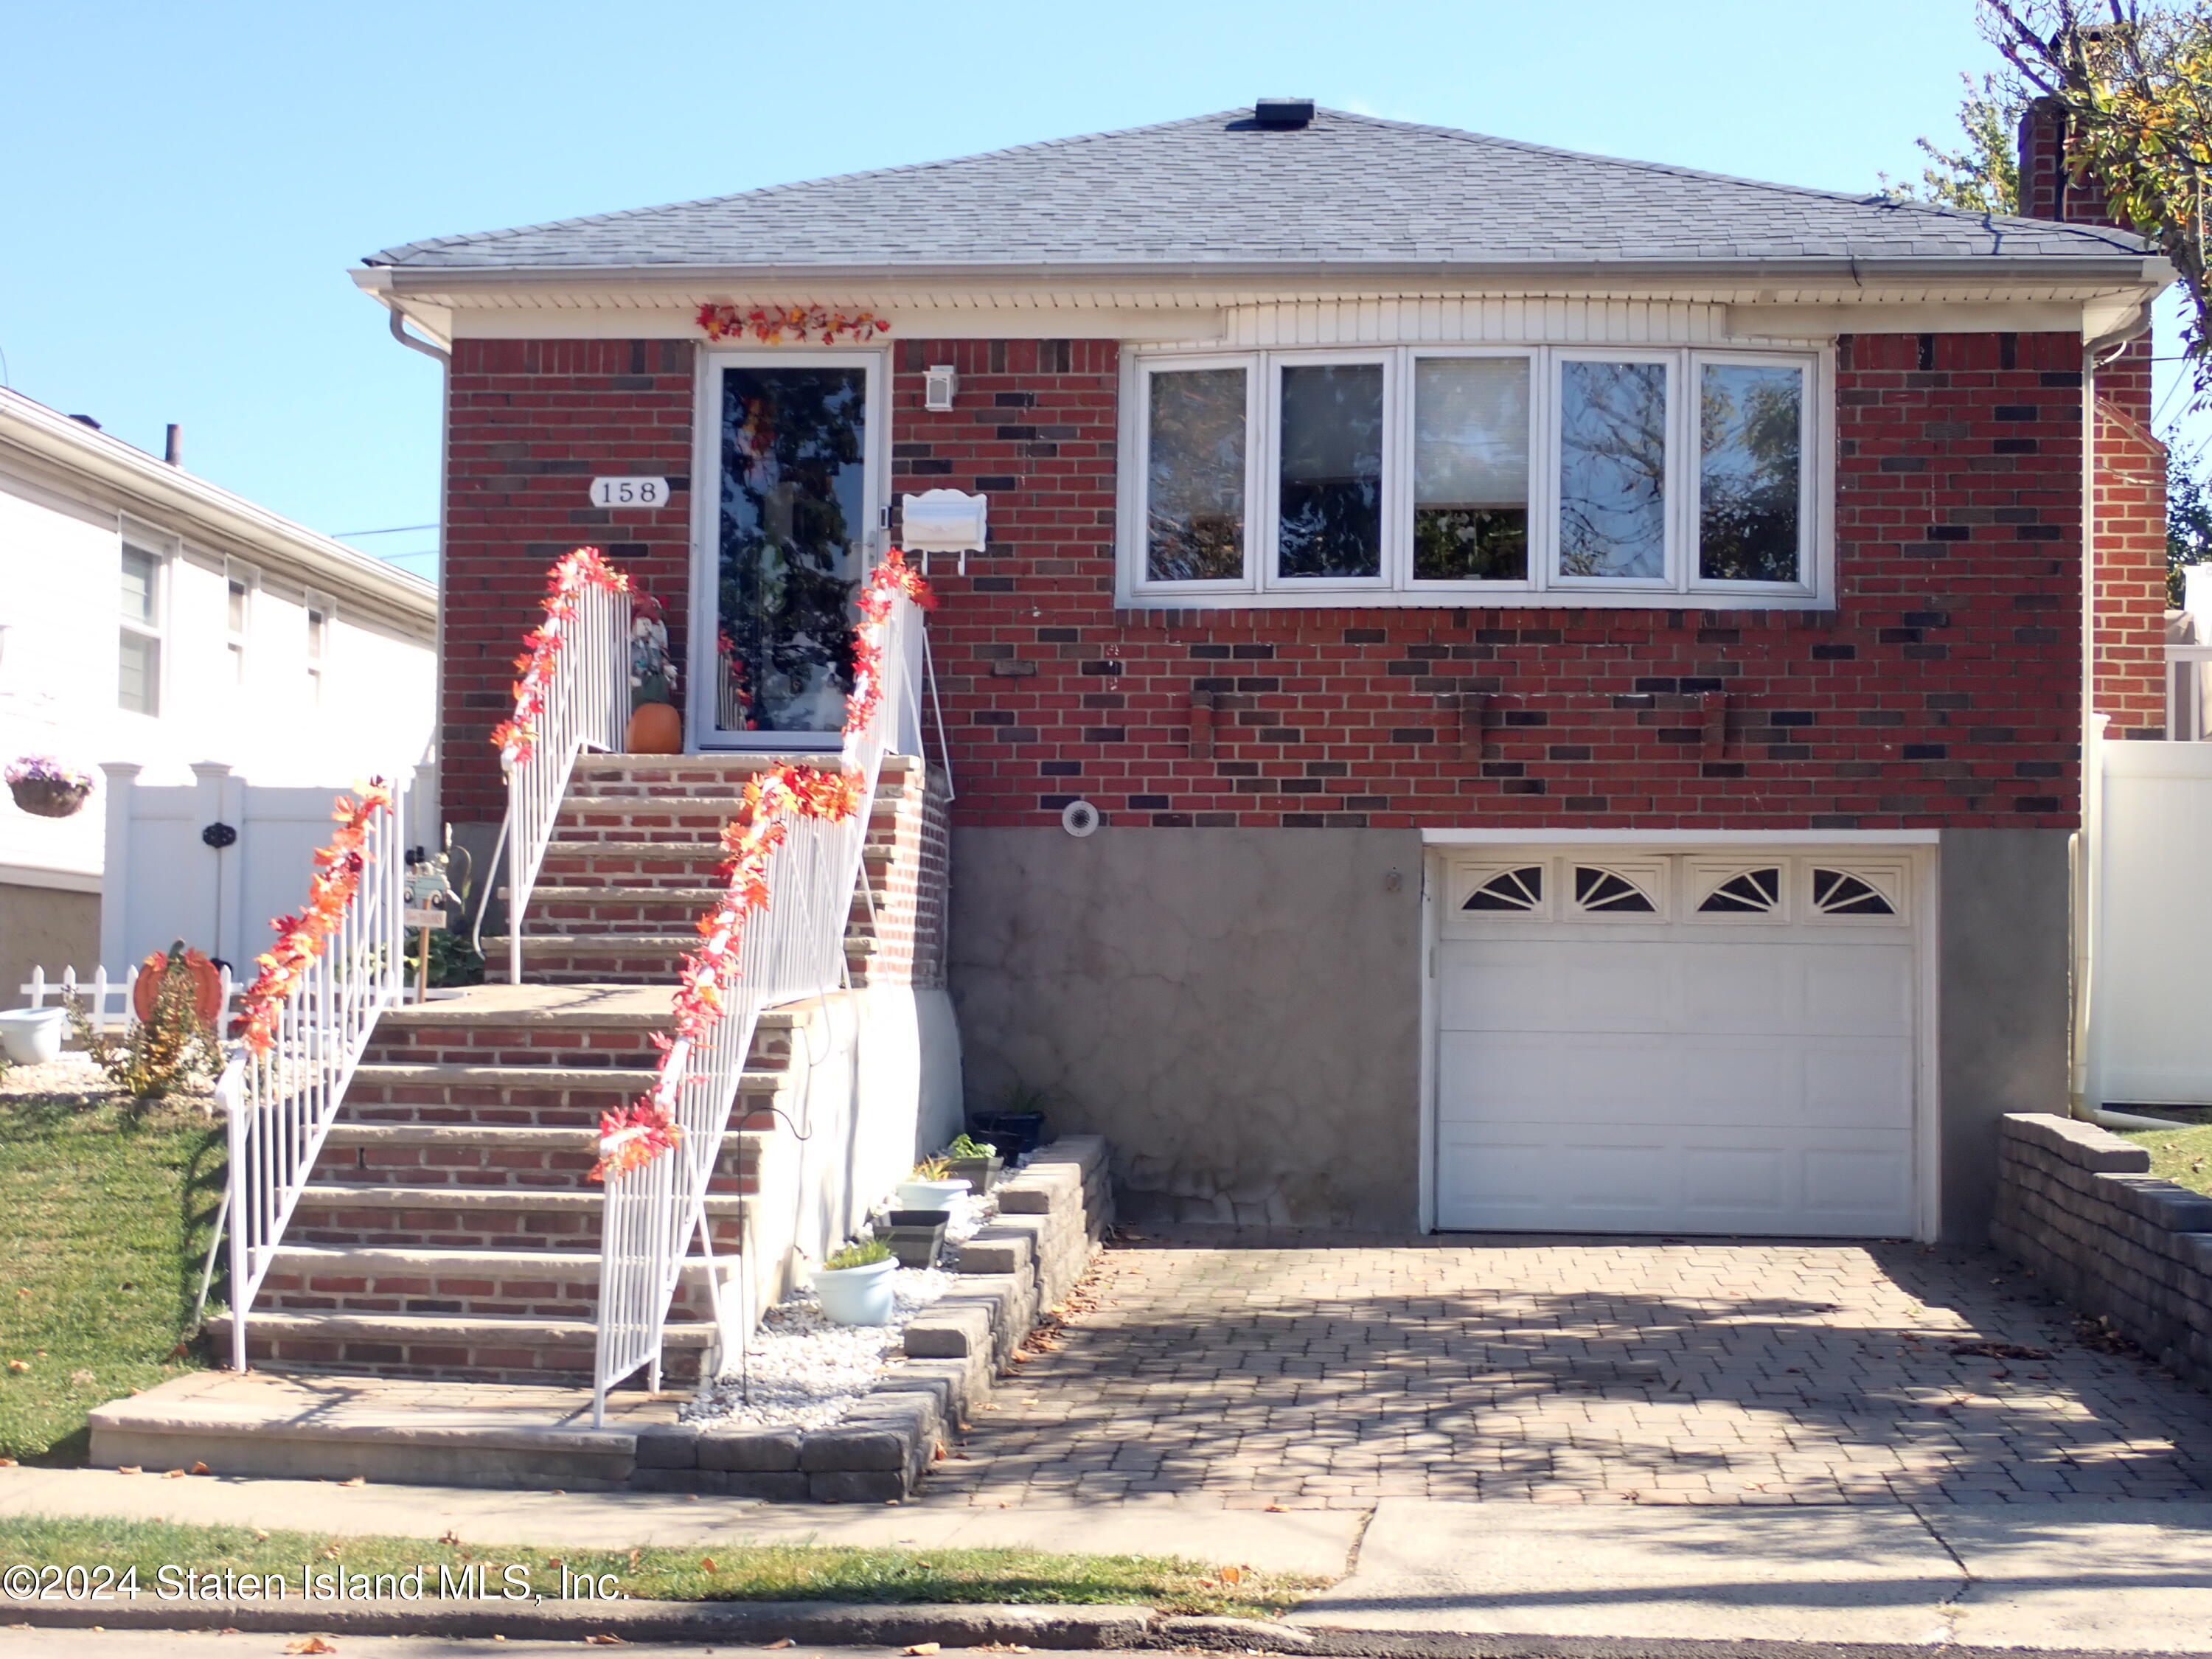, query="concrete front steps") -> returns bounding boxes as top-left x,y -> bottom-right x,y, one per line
103,1137 -> 1113,1495
220,983 -> 808,1385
